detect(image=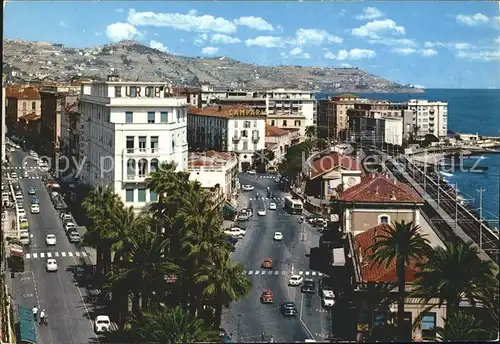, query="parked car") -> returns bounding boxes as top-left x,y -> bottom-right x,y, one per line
224,227 -> 246,238
68,232 -> 81,244
94,315 -> 111,333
